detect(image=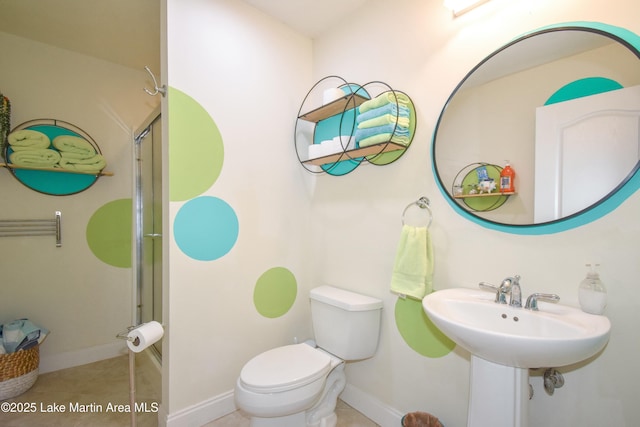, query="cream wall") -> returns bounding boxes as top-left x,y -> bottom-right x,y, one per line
164,0 -> 314,416
0,32 -> 157,369
311,0 -> 640,426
